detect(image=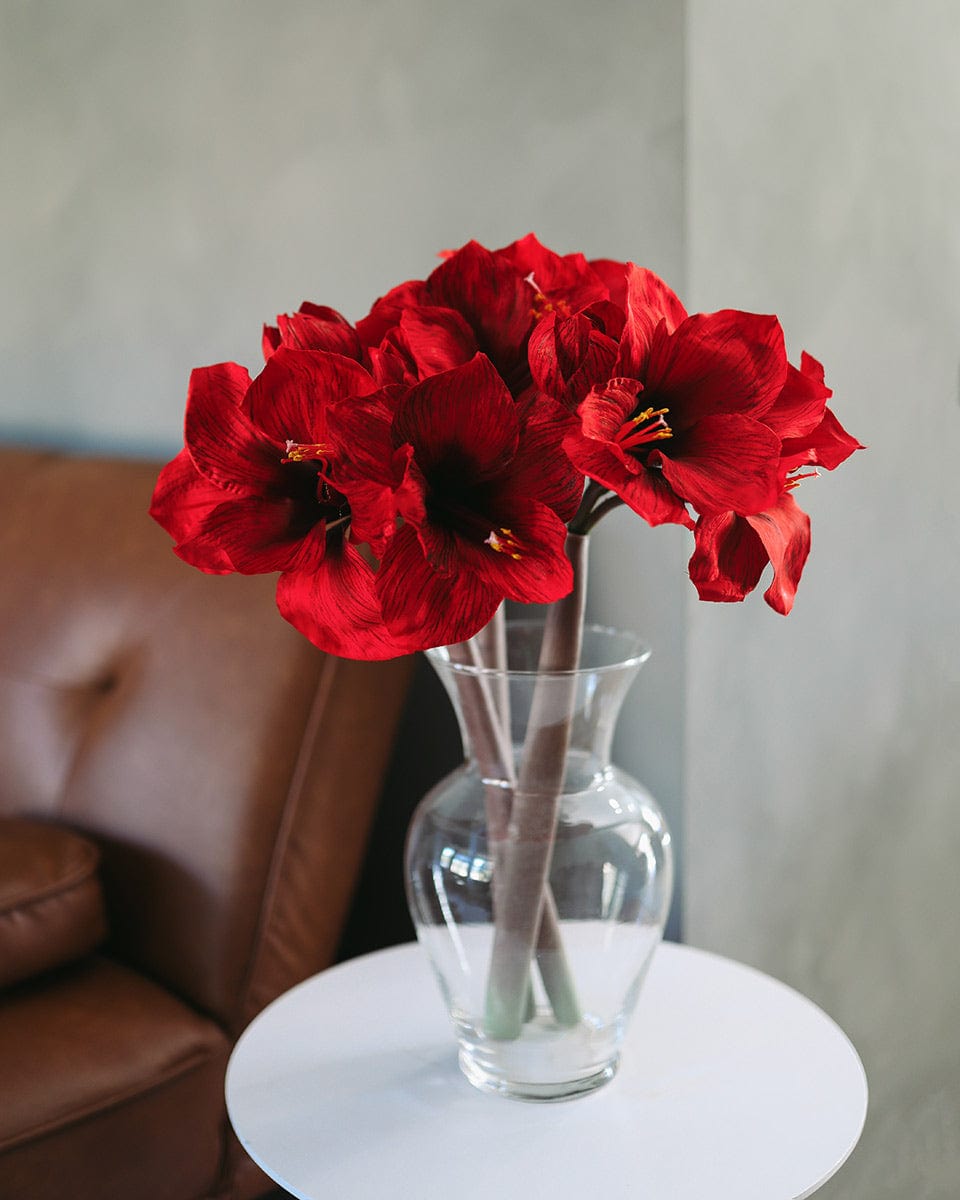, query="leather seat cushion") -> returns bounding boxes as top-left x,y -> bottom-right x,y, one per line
0,818 -> 108,989
0,956 -> 231,1200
